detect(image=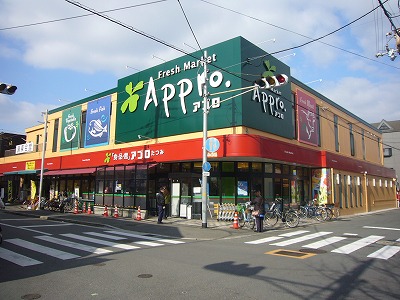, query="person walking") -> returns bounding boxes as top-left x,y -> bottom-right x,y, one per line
156,186 -> 166,224
251,188 -> 265,232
